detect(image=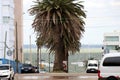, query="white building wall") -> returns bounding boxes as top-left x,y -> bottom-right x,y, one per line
0,0 -> 14,60
0,1 -> 2,56
103,31 -> 120,53
0,0 -> 1,23
104,31 -> 120,46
